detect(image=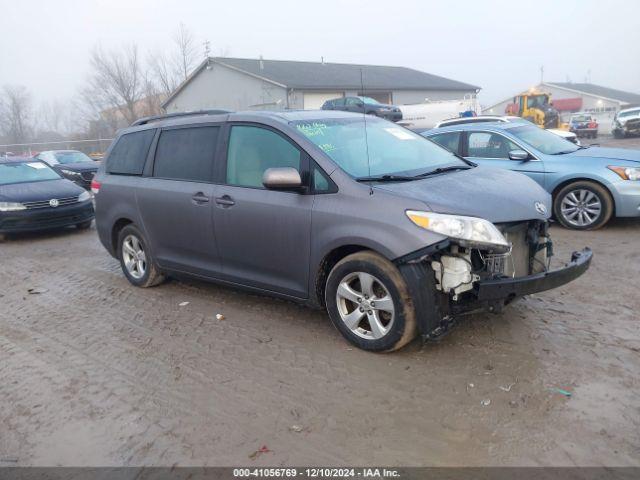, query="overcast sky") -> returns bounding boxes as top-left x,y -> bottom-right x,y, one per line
2,0 -> 639,107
